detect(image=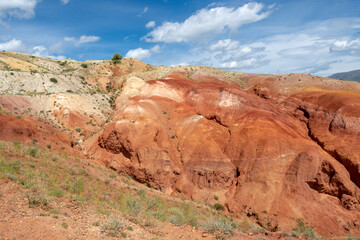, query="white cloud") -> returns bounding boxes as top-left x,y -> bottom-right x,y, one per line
0,0 -> 39,23
182,38 -> 267,70
144,2 -> 271,43
126,48 -> 151,59
0,39 -> 24,52
209,39 -> 240,51
125,45 -> 161,60
150,45 -> 161,53
138,6 -> 148,17
146,21 -> 156,29
61,0 -> 71,5
330,39 -> 360,52
64,37 -> 75,42
64,35 -> 100,46
0,39 -> 66,59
